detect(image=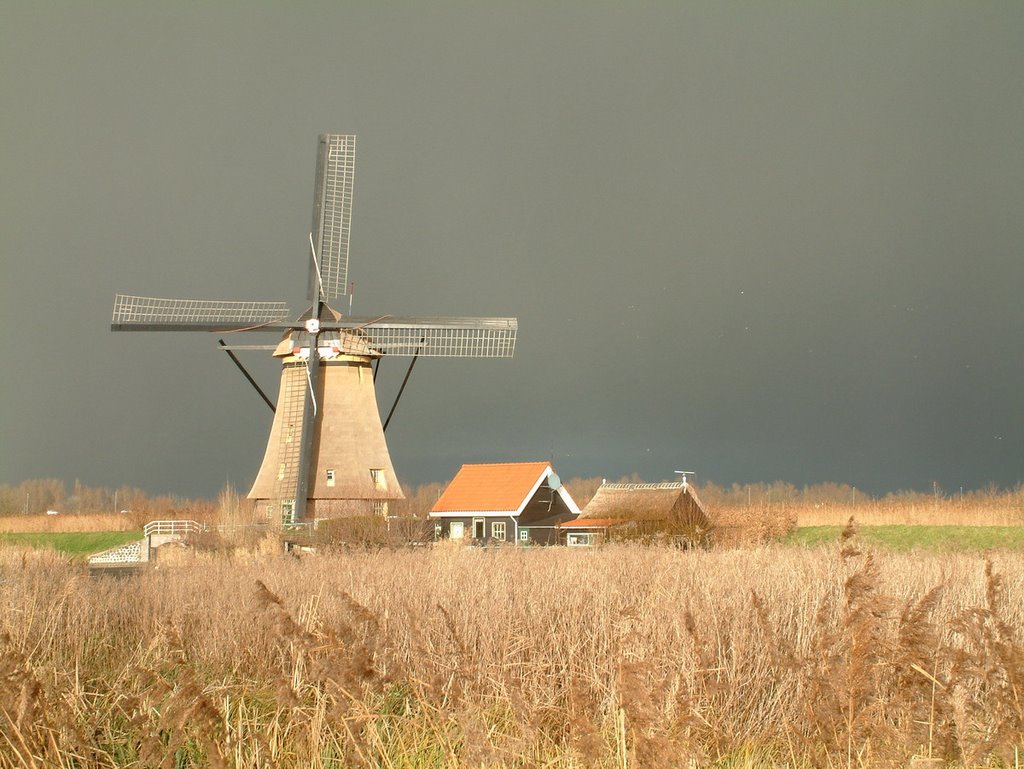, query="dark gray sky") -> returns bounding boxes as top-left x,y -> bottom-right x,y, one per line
2,3 -> 1022,498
